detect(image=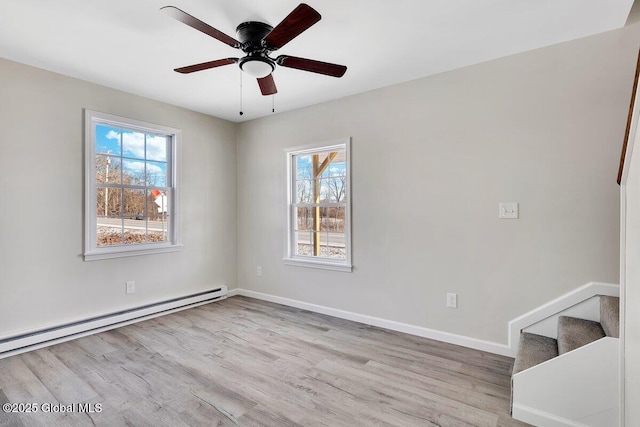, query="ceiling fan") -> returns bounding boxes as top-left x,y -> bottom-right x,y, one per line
161,3 -> 347,96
